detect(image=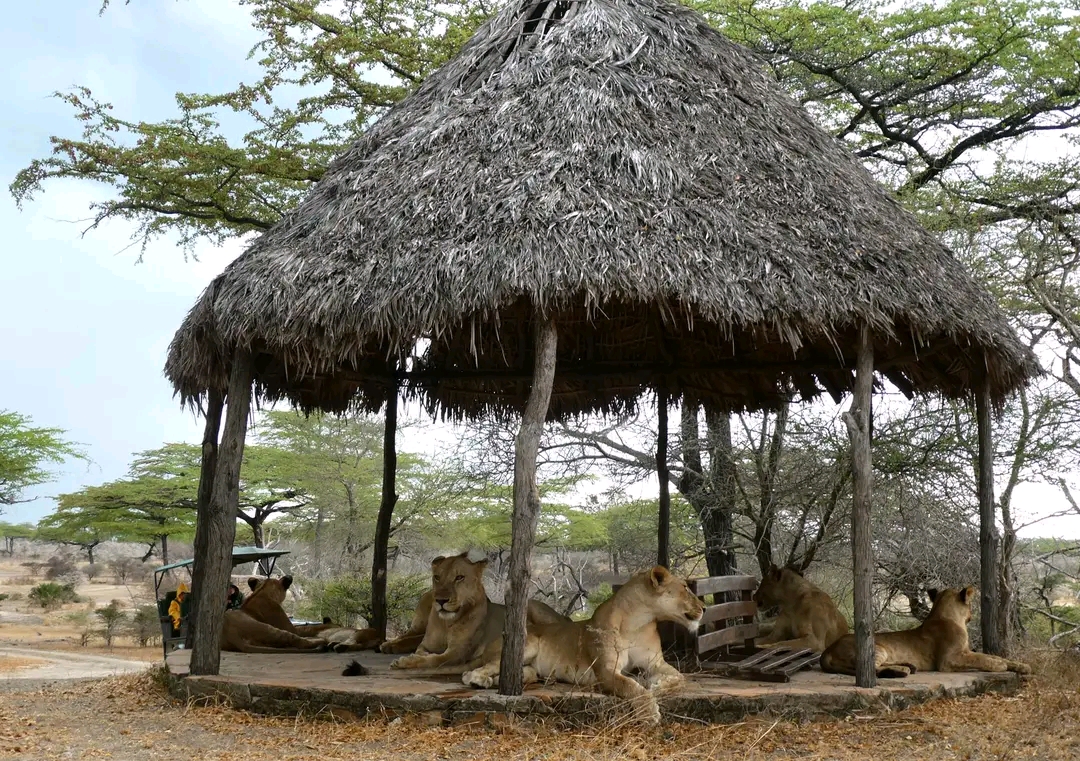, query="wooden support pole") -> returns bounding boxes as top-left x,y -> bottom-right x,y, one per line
656,388 -> 671,569
842,324 -> 876,688
371,378 -> 399,640
976,380 -> 1003,655
498,318 -> 558,696
186,388 -> 224,650
190,352 -> 253,676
